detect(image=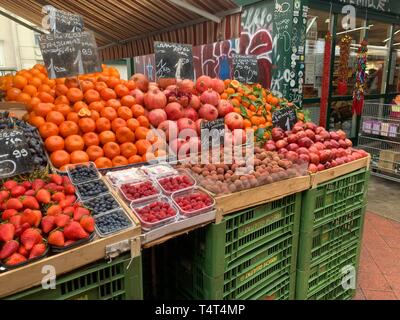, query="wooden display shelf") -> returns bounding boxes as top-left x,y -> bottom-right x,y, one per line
310,155 -> 370,187
215,175 -> 311,216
